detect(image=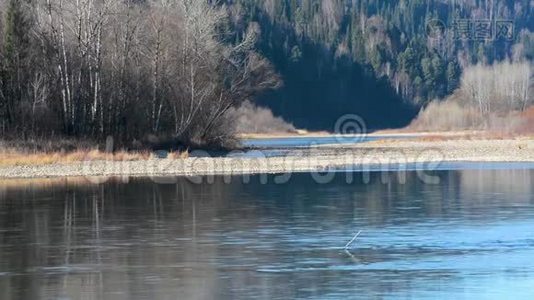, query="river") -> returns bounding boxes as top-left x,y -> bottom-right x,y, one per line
1,166 -> 534,299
